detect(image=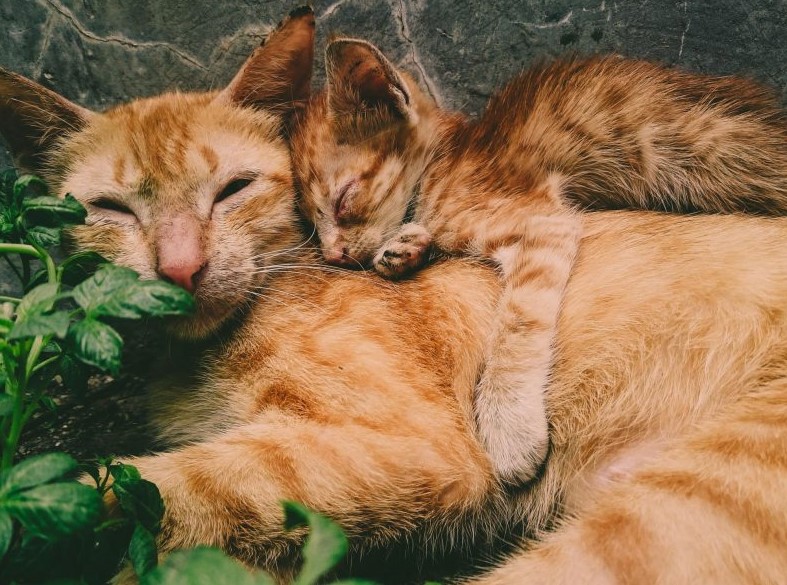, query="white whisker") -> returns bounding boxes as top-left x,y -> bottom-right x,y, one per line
246,286 -> 329,315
